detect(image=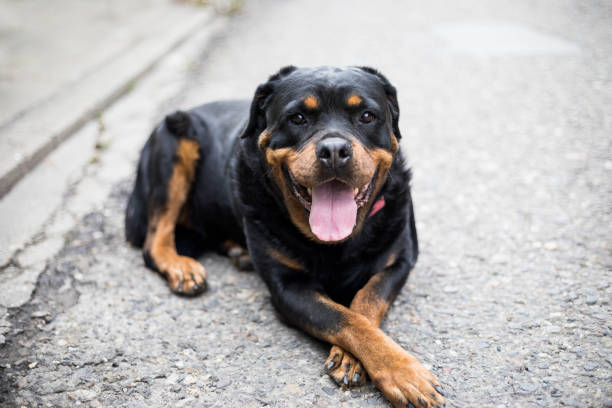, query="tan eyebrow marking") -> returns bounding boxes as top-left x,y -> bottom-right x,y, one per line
347,93 -> 363,107
303,95 -> 319,109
